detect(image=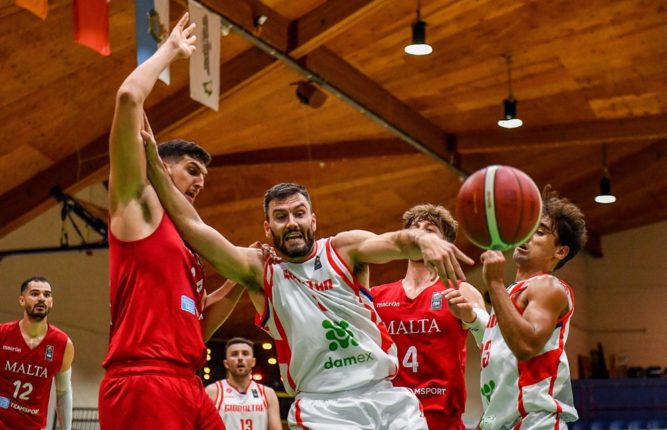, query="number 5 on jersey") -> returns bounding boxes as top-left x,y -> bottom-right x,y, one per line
402,345 -> 419,373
